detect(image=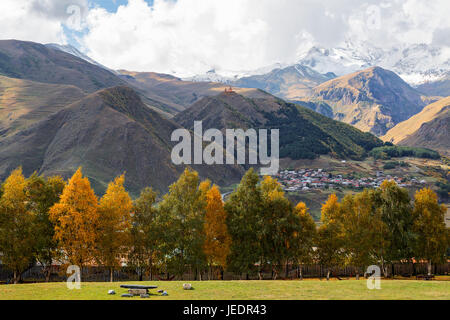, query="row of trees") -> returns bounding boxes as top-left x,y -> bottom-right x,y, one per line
0,167 -> 448,283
